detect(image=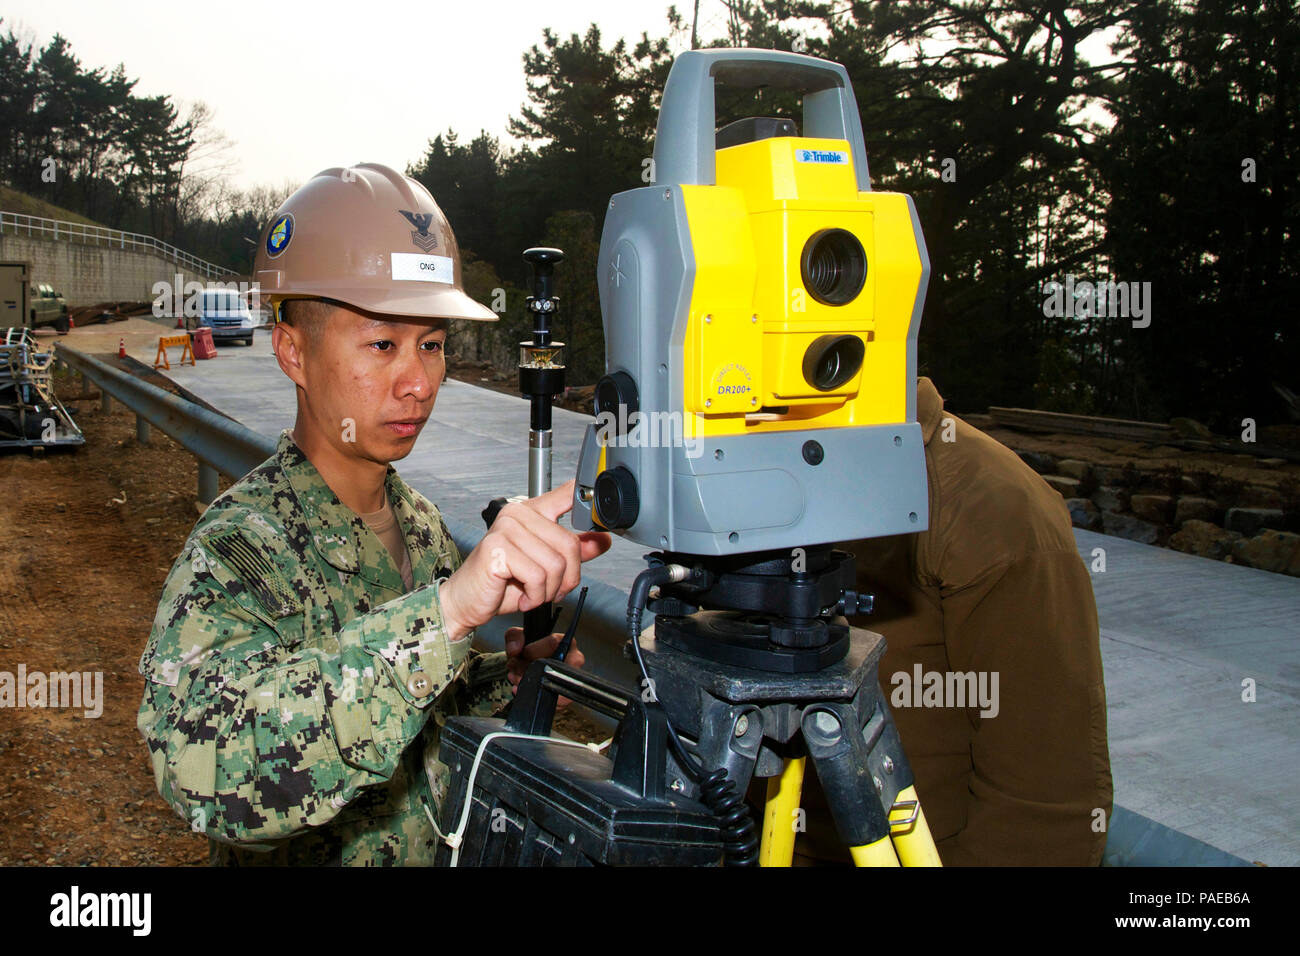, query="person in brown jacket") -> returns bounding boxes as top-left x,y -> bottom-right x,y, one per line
803,377 -> 1112,865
